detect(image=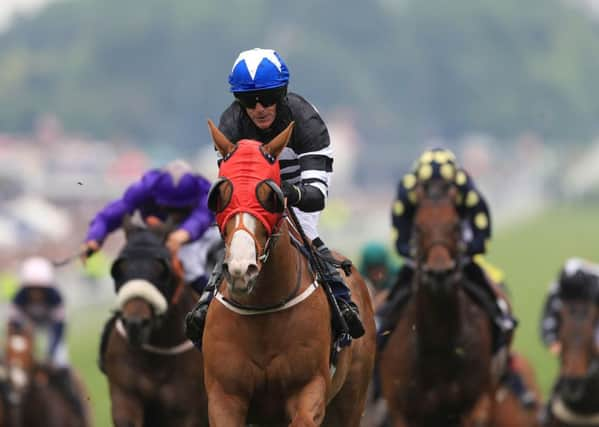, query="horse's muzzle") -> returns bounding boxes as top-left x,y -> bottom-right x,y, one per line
122,316 -> 153,348
223,261 -> 259,294
559,376 -> 587,404
422,265 -> 458,293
